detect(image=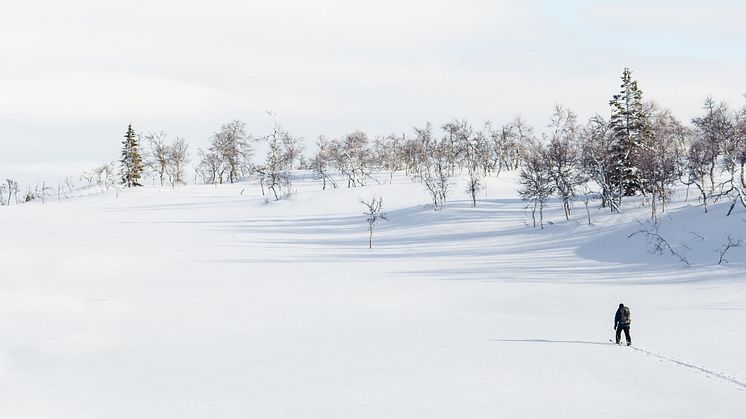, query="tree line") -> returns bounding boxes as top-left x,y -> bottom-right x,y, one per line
4,68 -> 746,226
519,68 -> 746,228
